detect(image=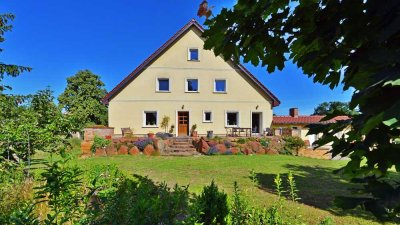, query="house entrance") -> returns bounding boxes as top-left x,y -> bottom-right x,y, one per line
178,111 -> 189,136
252,112 -> 262,135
